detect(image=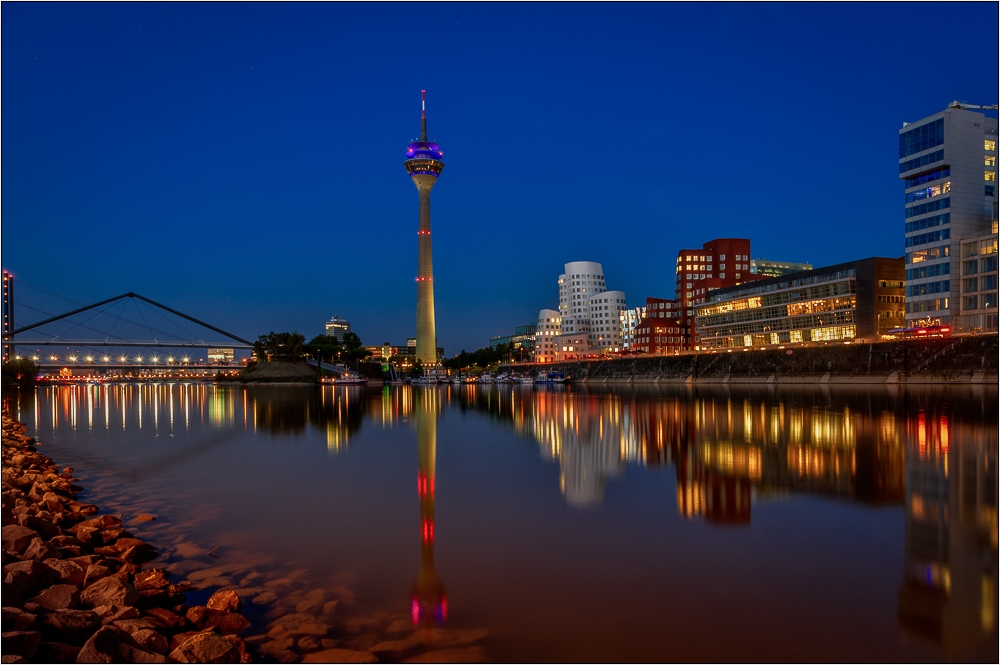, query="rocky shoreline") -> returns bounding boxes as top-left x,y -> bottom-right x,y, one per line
2,411 -> 489,664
